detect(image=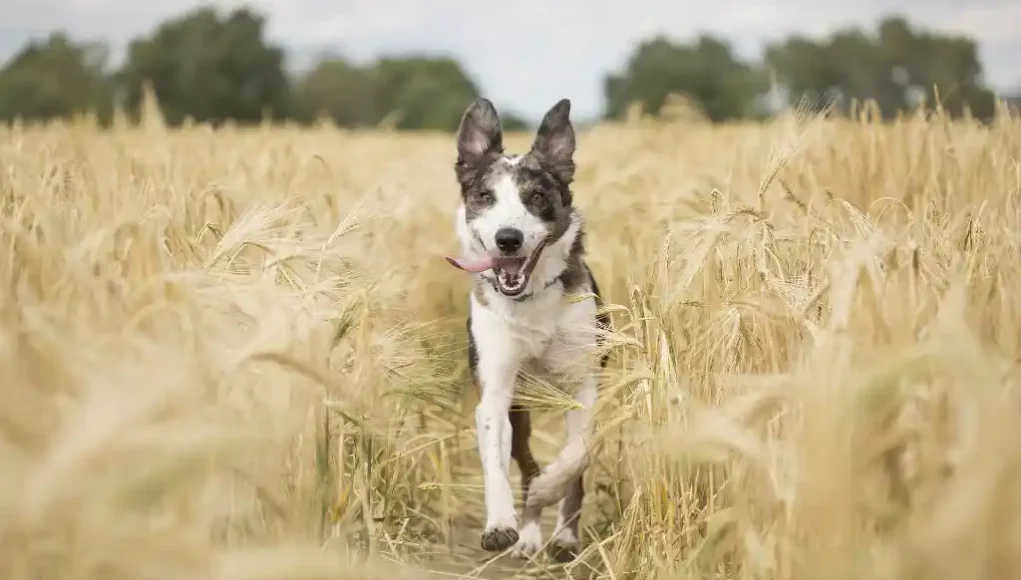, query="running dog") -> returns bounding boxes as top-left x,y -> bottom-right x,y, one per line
444,97 -> 609,561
